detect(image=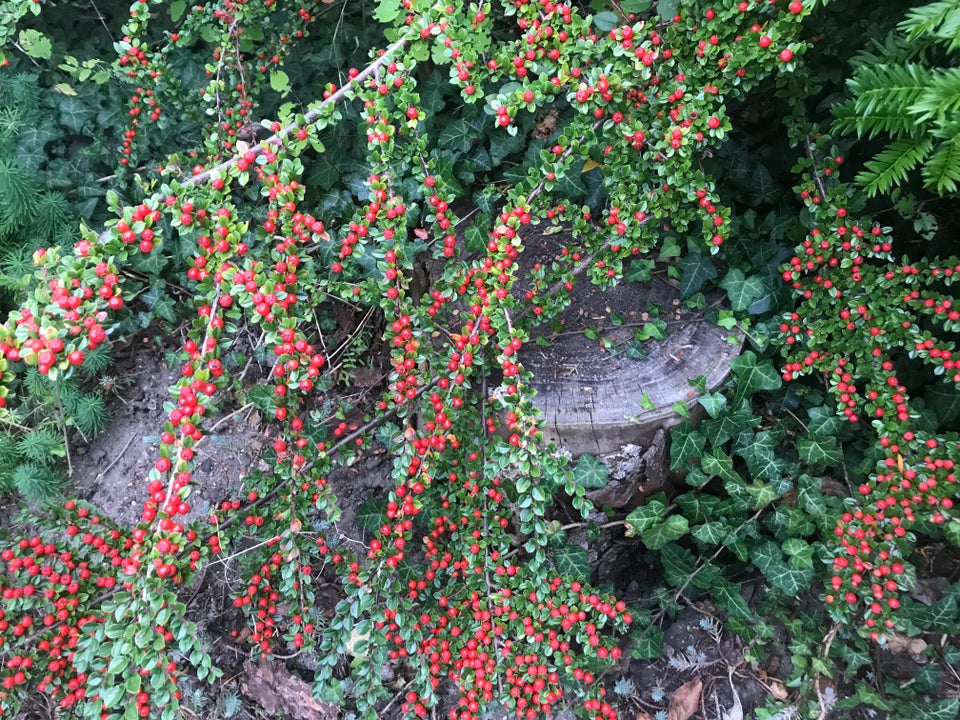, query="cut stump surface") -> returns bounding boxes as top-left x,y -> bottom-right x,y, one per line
516,228 -> 741,457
